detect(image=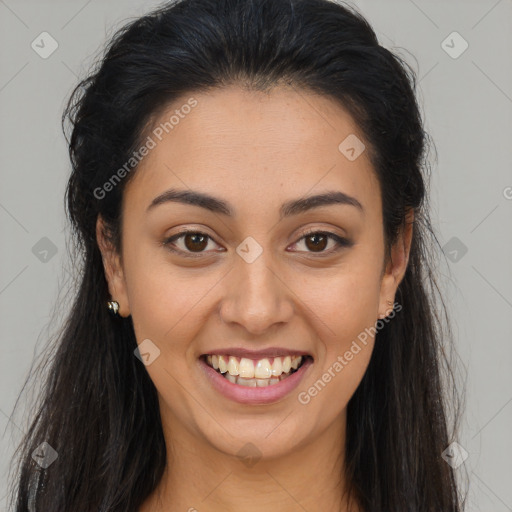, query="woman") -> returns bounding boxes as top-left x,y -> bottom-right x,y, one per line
7,0 -> 464,510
